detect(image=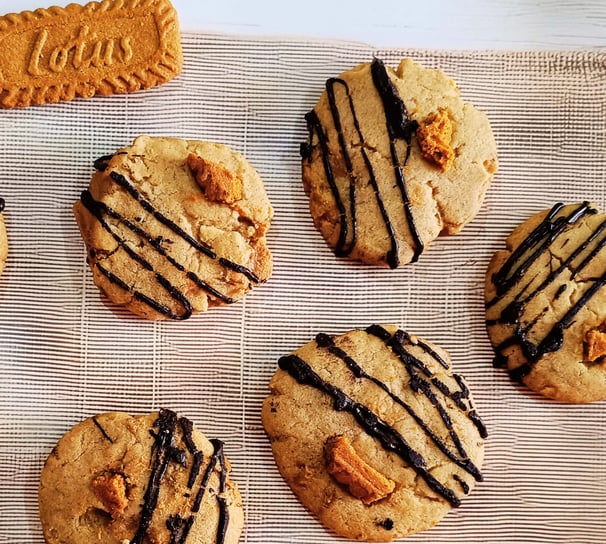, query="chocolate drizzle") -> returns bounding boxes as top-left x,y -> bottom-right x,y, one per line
130,409 -> 233,544
167,515 -> 195,544
78,158 -> 262,319
302,58 -> 422,268
485,202 -> 606,380
279,326 -> 486,507
92,415 -> 114,443
0,197 -> 5,213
